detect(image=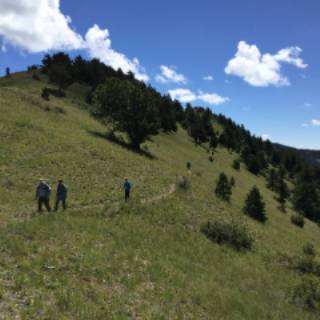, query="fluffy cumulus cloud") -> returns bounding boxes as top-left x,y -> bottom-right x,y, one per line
155,65 -> 187,84
203,75 -> 214,81
225,41 -> 307,87
85,25 -> 149,82
303,119 -> 320,127
0,0 -> 149,81
0,0 -> 83,52
168,88 -> 229,106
